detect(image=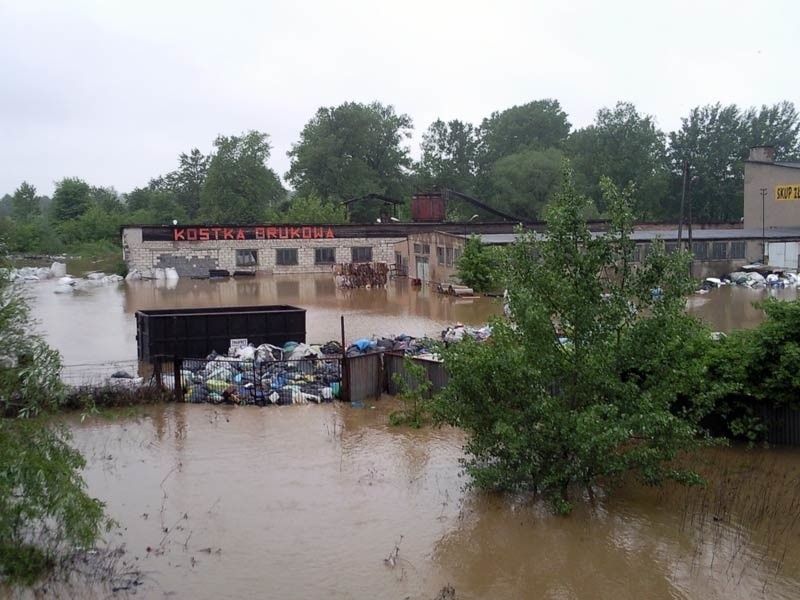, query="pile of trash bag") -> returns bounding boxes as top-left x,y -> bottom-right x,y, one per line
345,334 -> 440,359
9,261 -> 66,282
697,270 -> 800,292
179,341 -> 343,406
441,323 -> 492,344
